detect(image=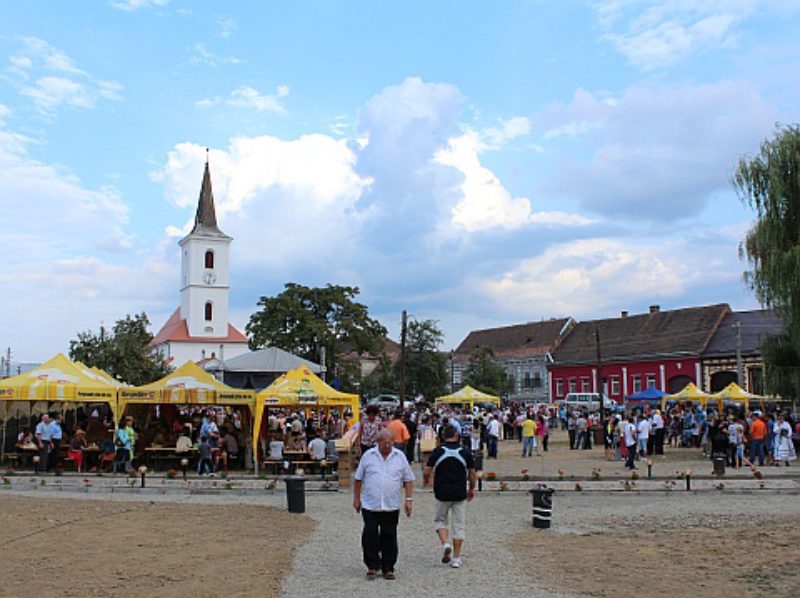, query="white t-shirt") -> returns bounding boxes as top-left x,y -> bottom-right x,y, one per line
269,440 -> 284,460
623,422 -> 637,447
309,437 -> 327,460
652,413 -> 664,429
637,419 -> 651,439
487,419 -> 501,438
